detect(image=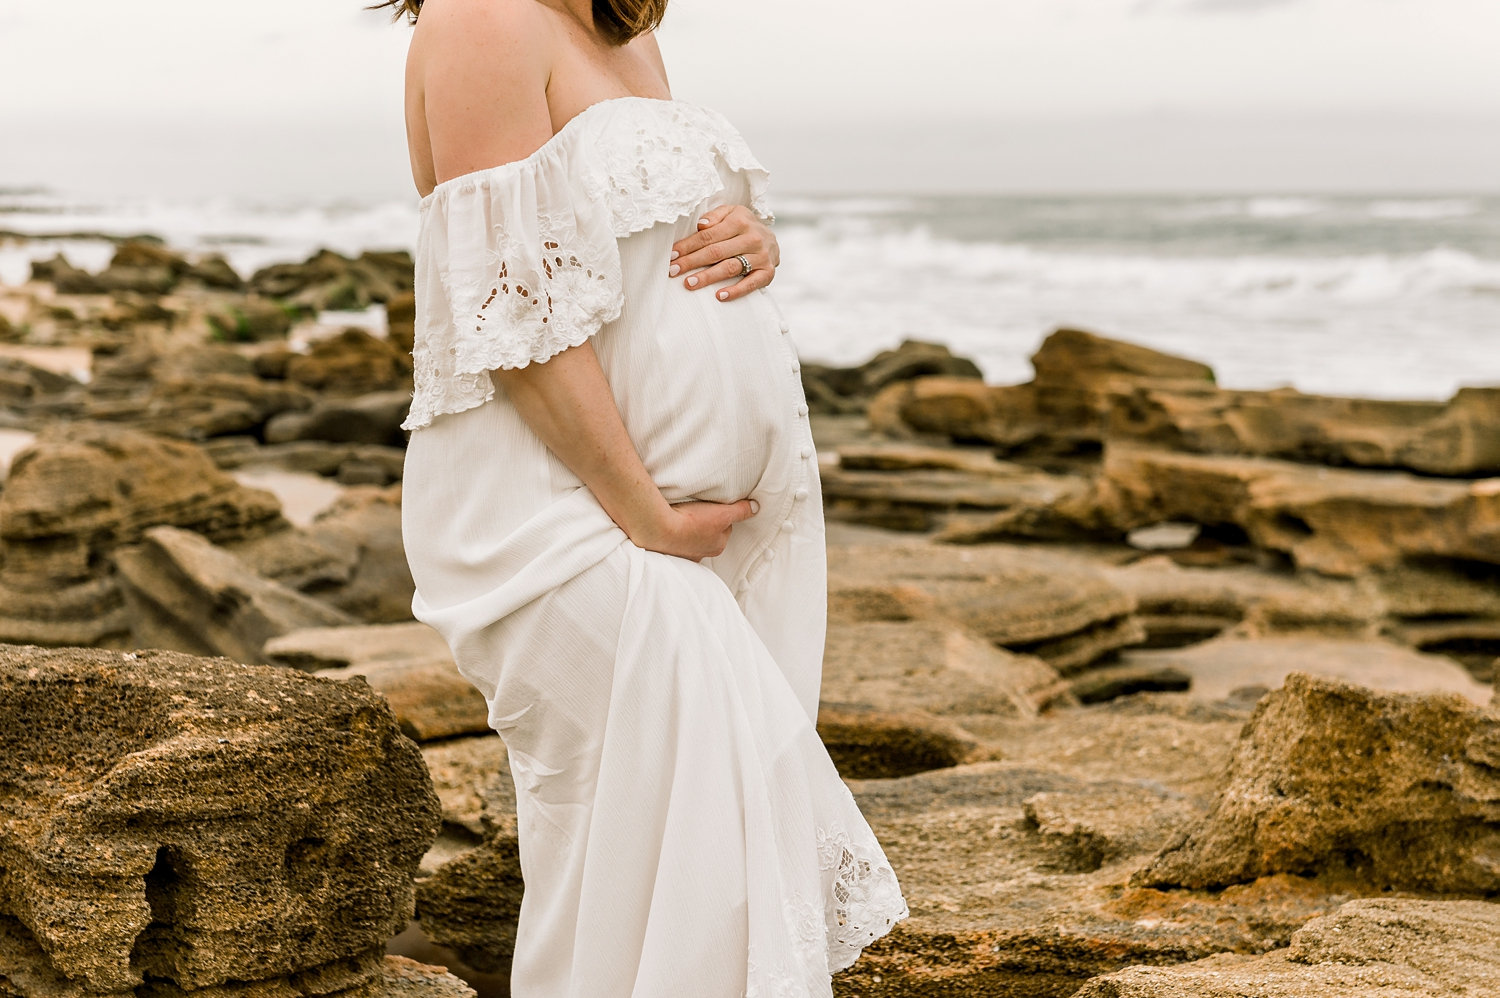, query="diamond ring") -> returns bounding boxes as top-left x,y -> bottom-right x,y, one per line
734,254 -> 753,277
